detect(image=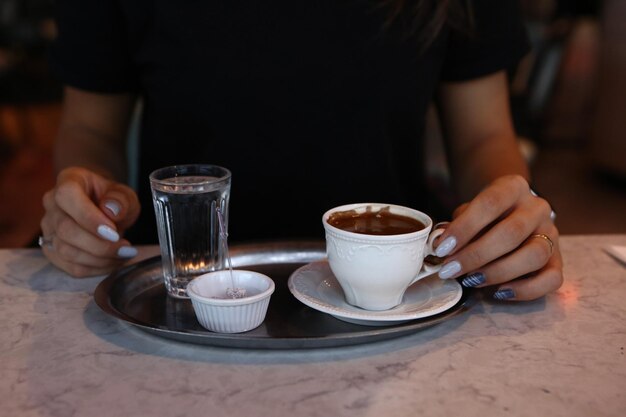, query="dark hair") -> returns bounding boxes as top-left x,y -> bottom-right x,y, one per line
381,0 -> 471,50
